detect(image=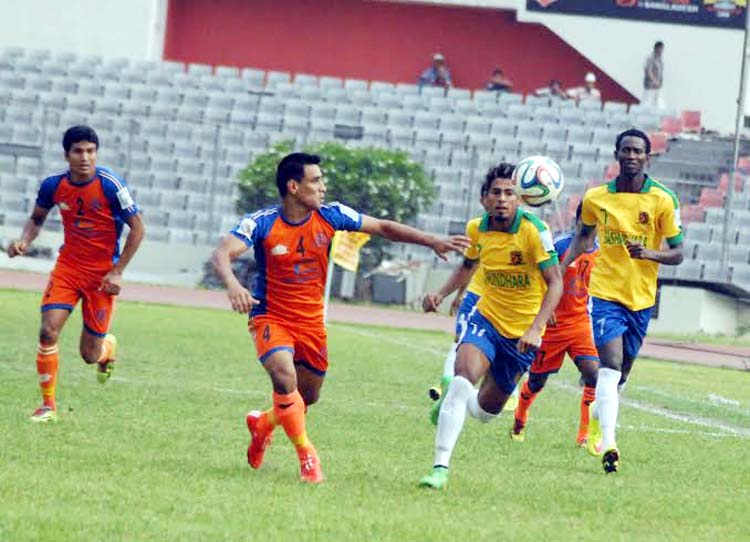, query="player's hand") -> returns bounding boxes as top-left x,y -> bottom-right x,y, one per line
422,292 -> 444,313
227,284 -> 259,314
430,235 -> 471,261
517,326 -> 543,354
99,270 -> 122,295
625,240 -> 651,260
449,293 -> 464,317
7,240 -> 28,258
